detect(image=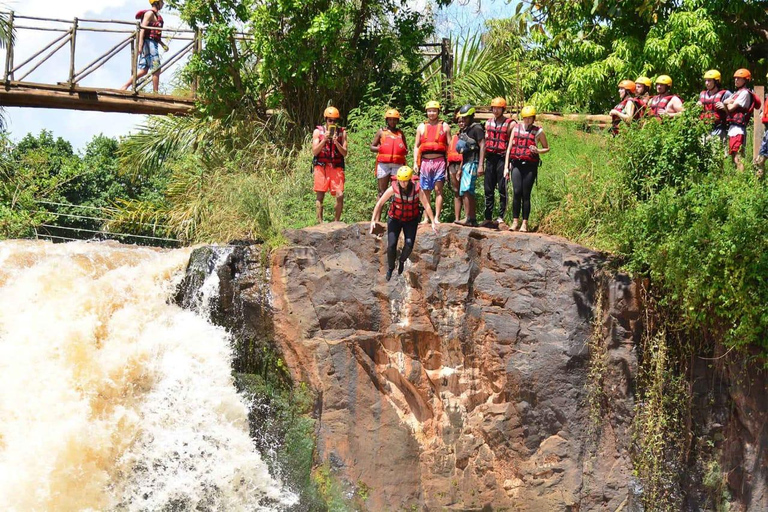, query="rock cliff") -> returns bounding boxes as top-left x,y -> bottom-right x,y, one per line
185,223 -> 642,510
